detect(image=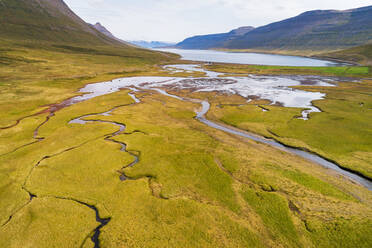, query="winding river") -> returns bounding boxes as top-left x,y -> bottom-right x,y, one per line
63,64 -> 371,190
